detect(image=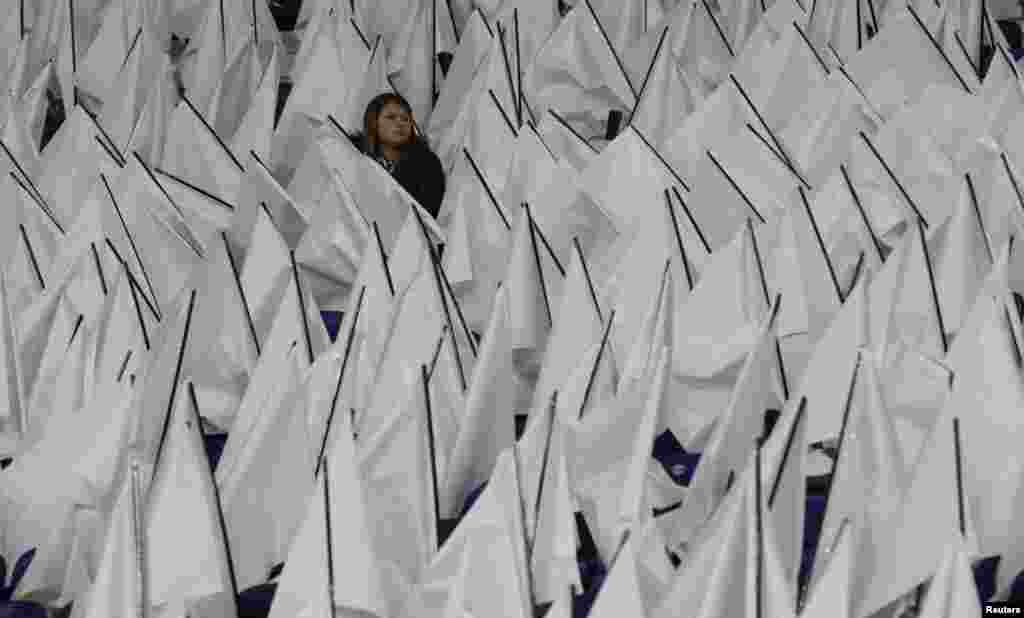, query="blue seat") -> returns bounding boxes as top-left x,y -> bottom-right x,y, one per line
973,556 -> 999,602
320,311 -> 343,342
0,549 -> 35,602
203,433 -> 229,470
238,583 -> 277,618
652,431 -> 701,486
0,601 -> 48,617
